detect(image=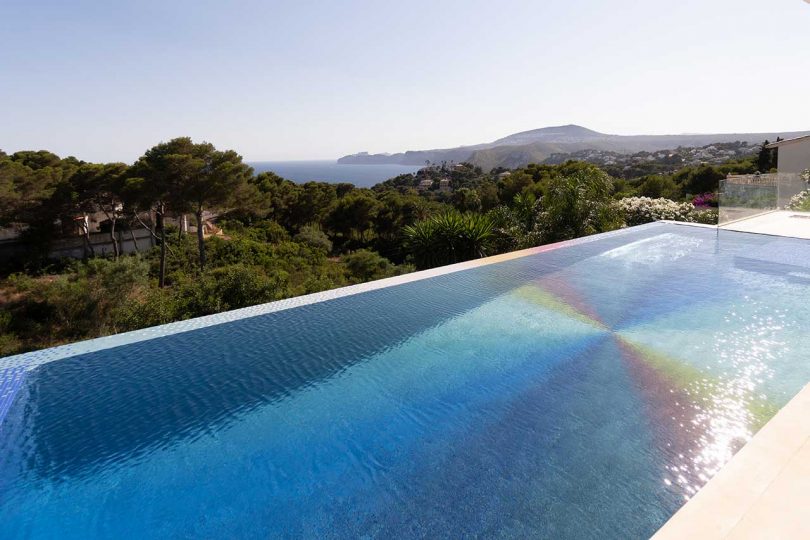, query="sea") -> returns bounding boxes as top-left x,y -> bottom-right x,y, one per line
249,161 -> 422,188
